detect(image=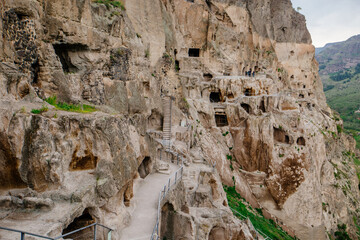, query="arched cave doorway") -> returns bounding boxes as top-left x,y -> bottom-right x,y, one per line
160,202 -> 175,239
62,208 -> 95,239
138,156 -> 151,179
